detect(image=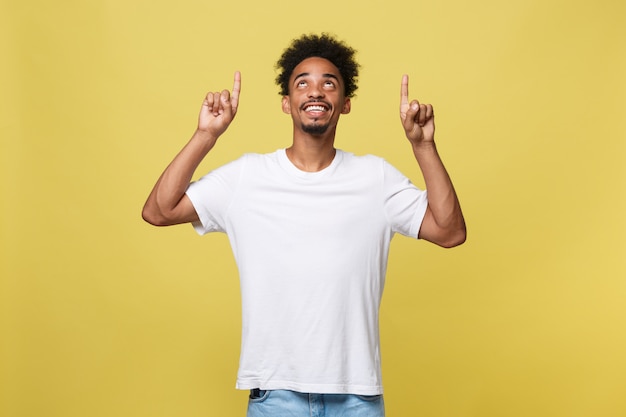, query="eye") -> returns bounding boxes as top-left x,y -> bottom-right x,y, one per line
324,81 -> 335,88
297,80 -> 307,88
